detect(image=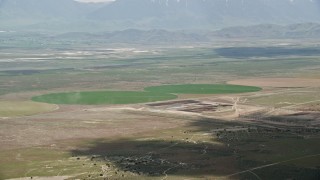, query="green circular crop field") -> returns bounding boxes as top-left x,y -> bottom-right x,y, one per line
145,84 -> 262,94
32,84 -> 261,105
32,91 -> 177,105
